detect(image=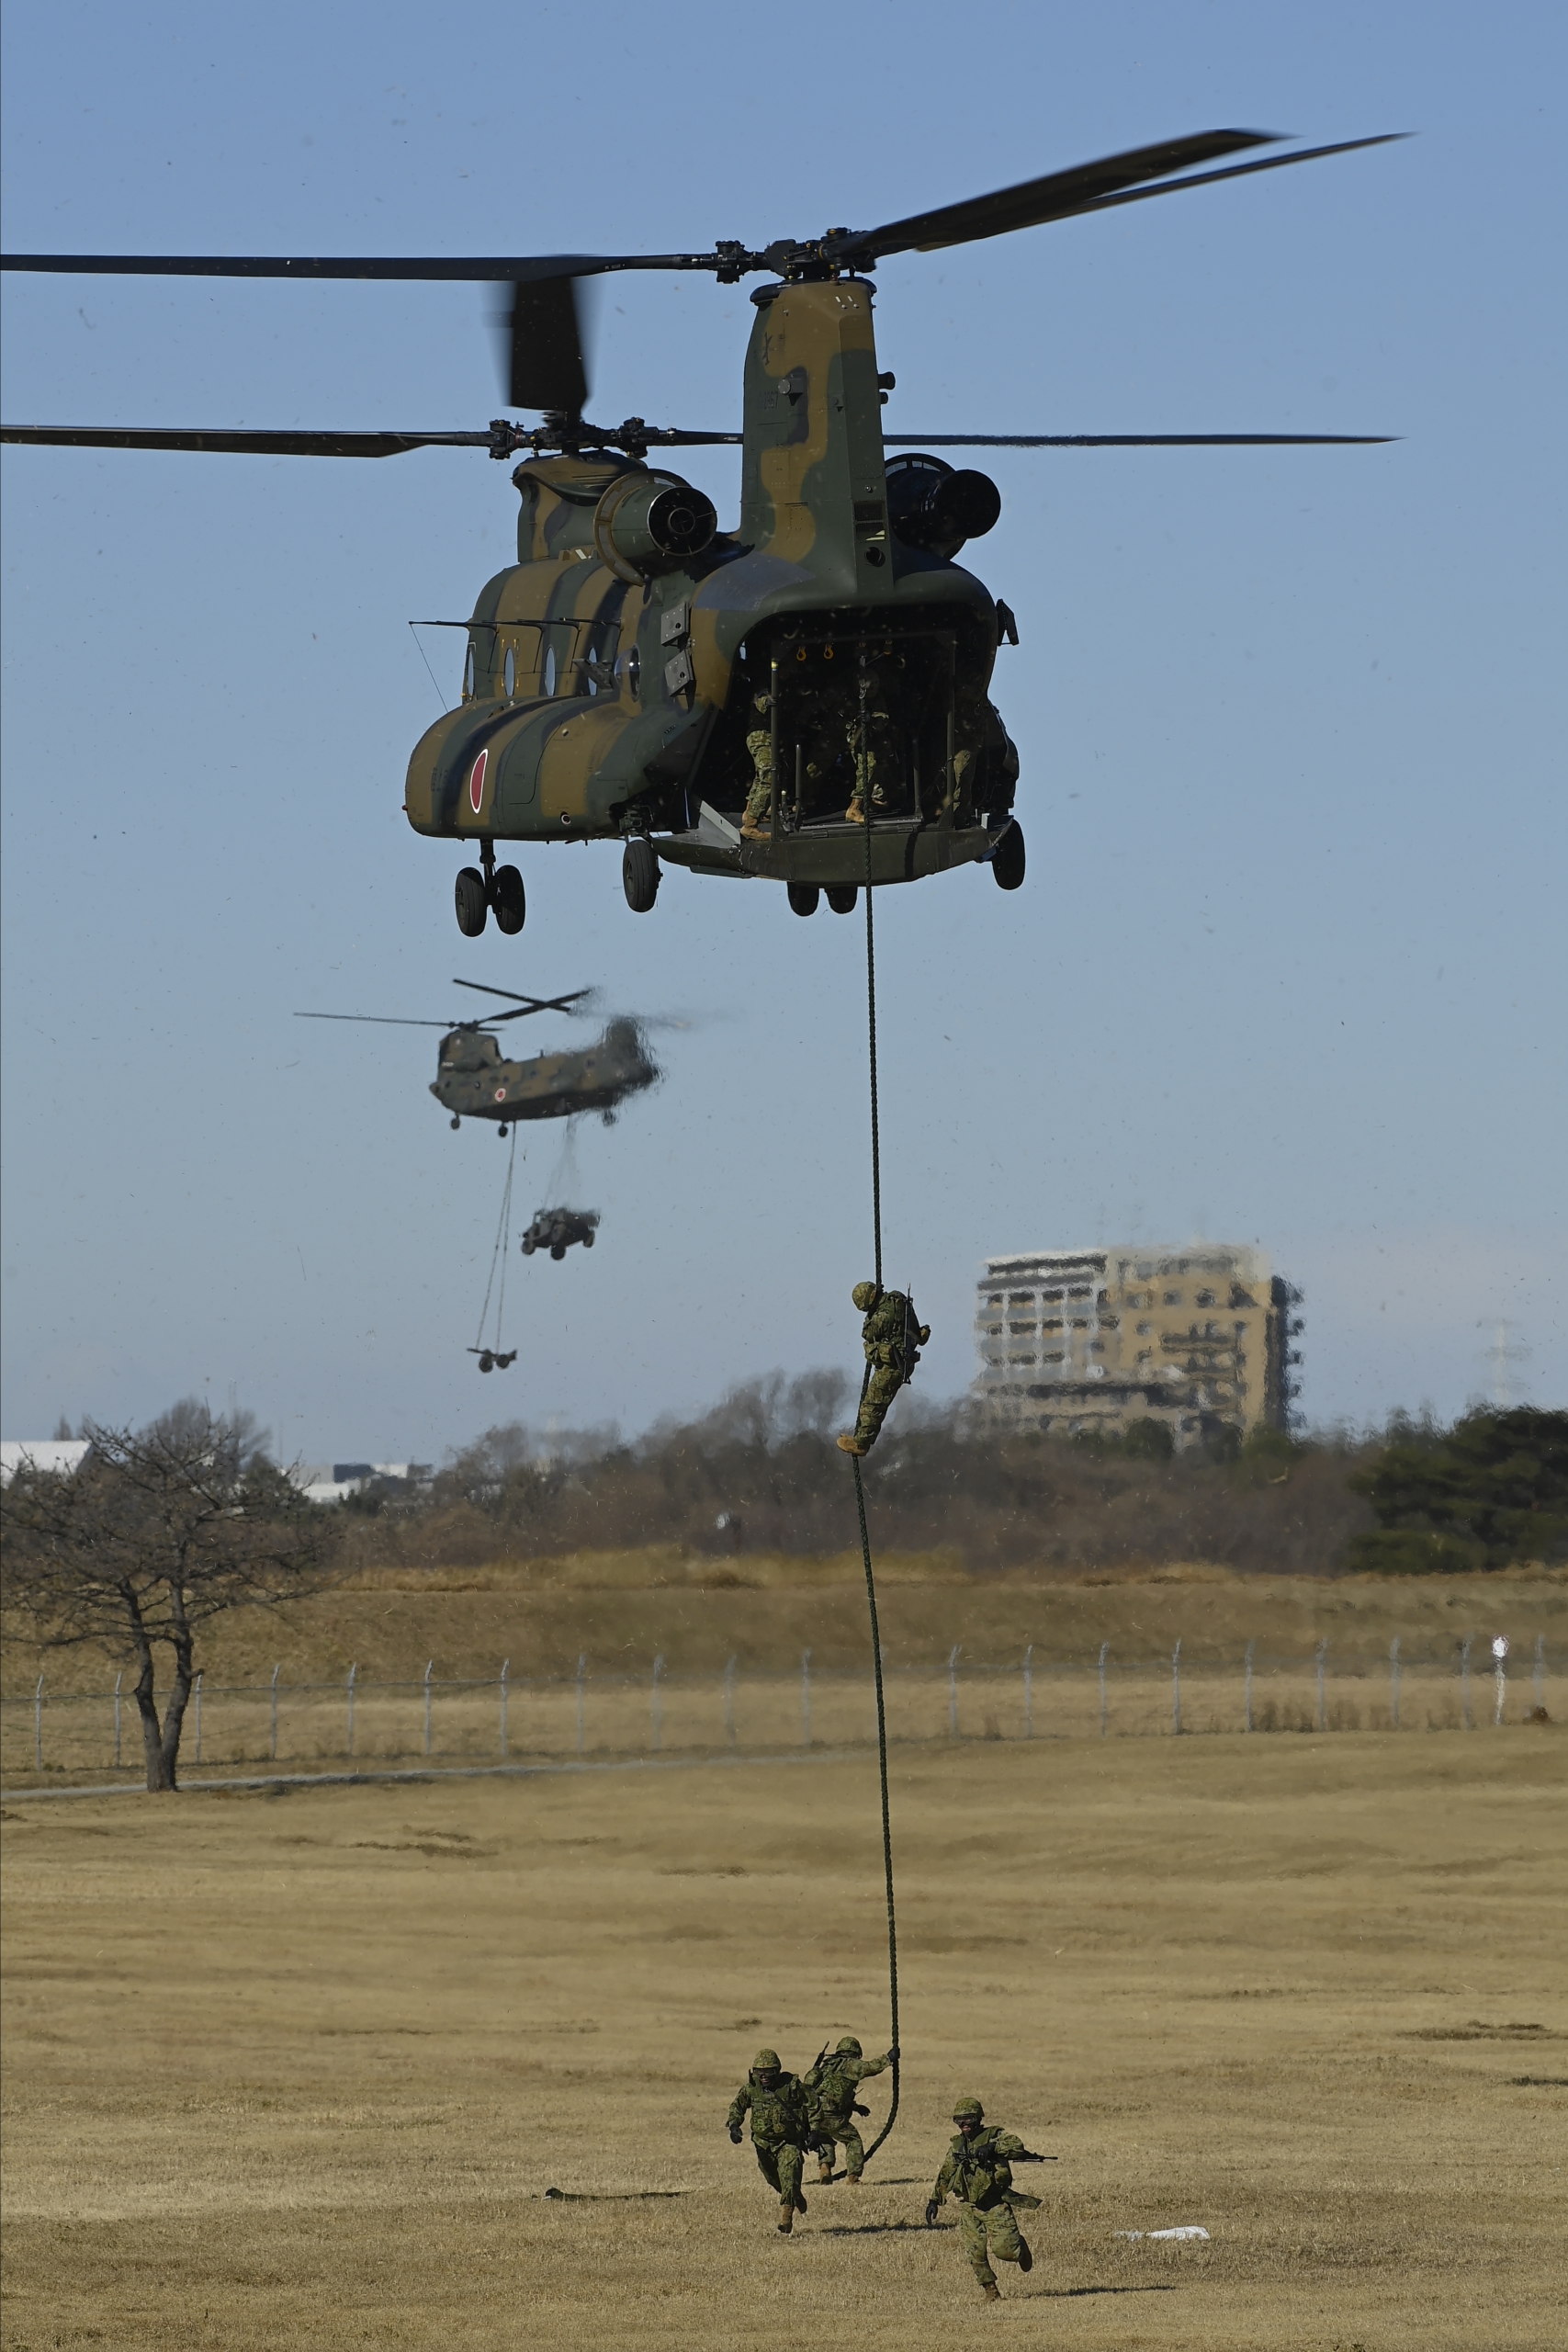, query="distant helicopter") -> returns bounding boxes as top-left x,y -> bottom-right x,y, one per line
3,129 -> 1398,929
297,980 -> 659,1133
